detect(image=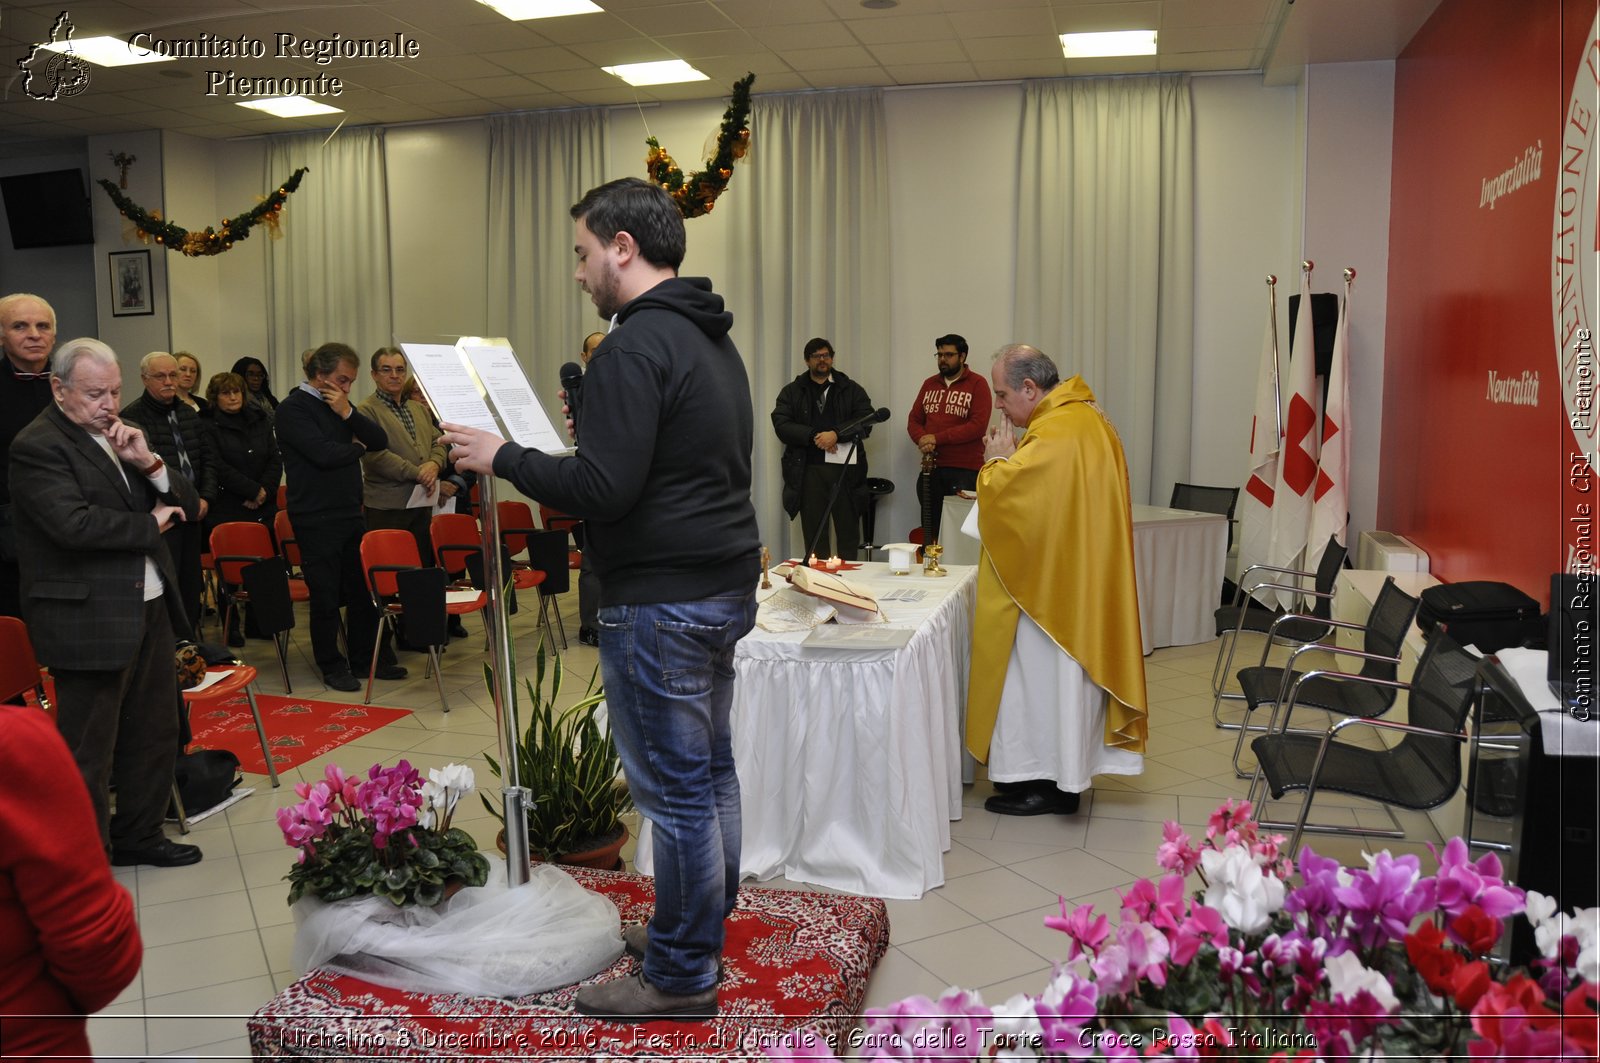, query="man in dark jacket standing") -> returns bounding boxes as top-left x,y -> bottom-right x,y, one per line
275,343 -> 404,692
10,337 -> 202,867
0,293 -> 57,619
120,351 -> 217,632
771,338 -> 875,560
442,177 -> 758,1022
